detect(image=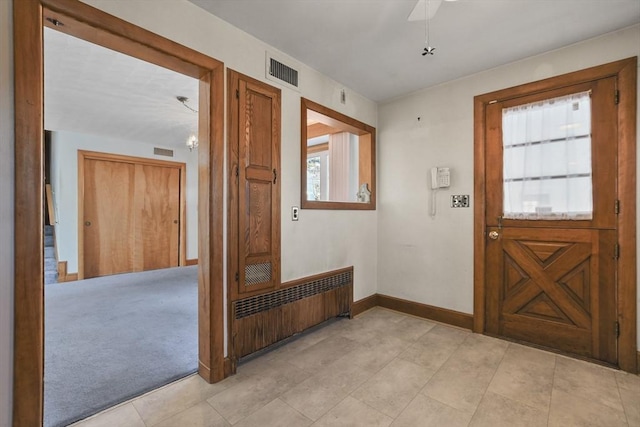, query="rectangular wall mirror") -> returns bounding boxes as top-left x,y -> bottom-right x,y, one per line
301,98 -> 376,210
